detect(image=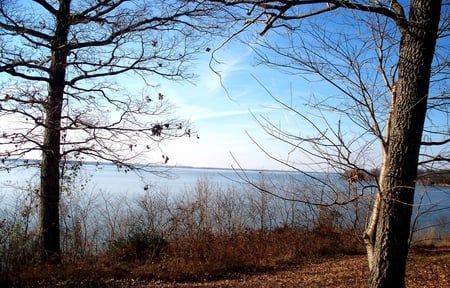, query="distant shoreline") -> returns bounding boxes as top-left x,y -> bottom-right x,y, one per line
1,158 -> 293,174
3,159 -> 448,184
